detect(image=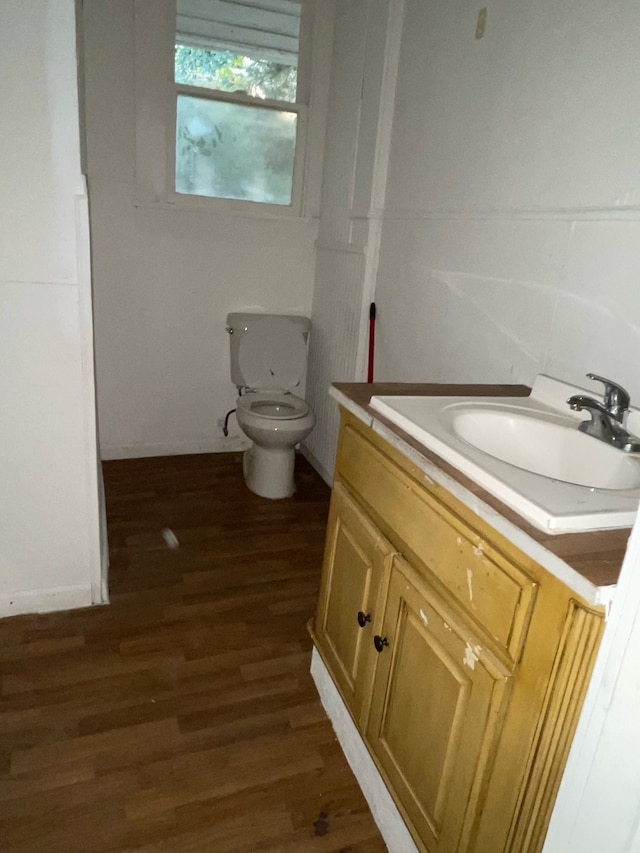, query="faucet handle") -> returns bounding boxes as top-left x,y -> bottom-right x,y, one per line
586,373 -> 630,421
